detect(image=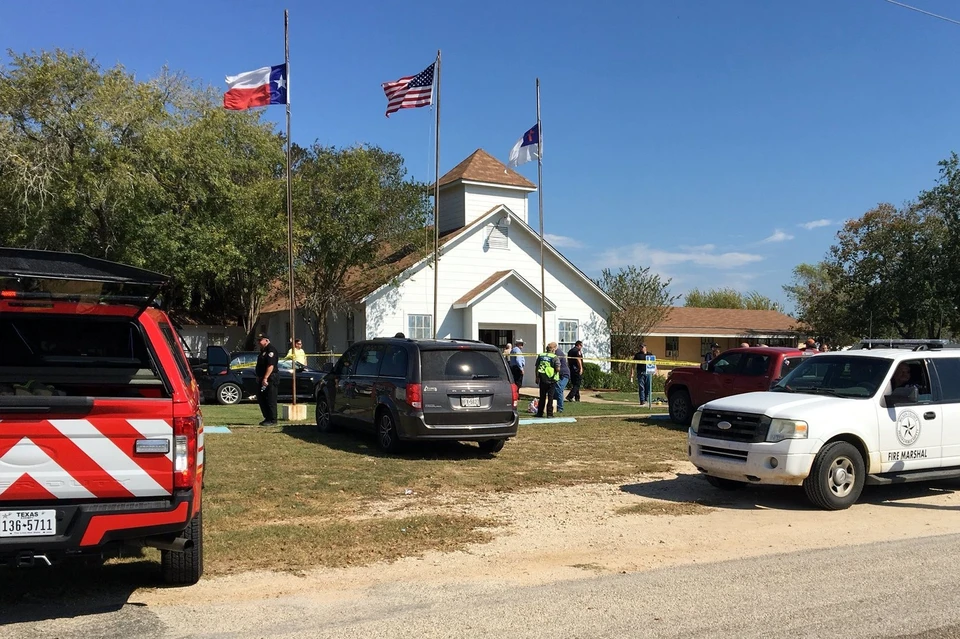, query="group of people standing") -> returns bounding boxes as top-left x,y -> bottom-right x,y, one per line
503,339 -> 584,417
